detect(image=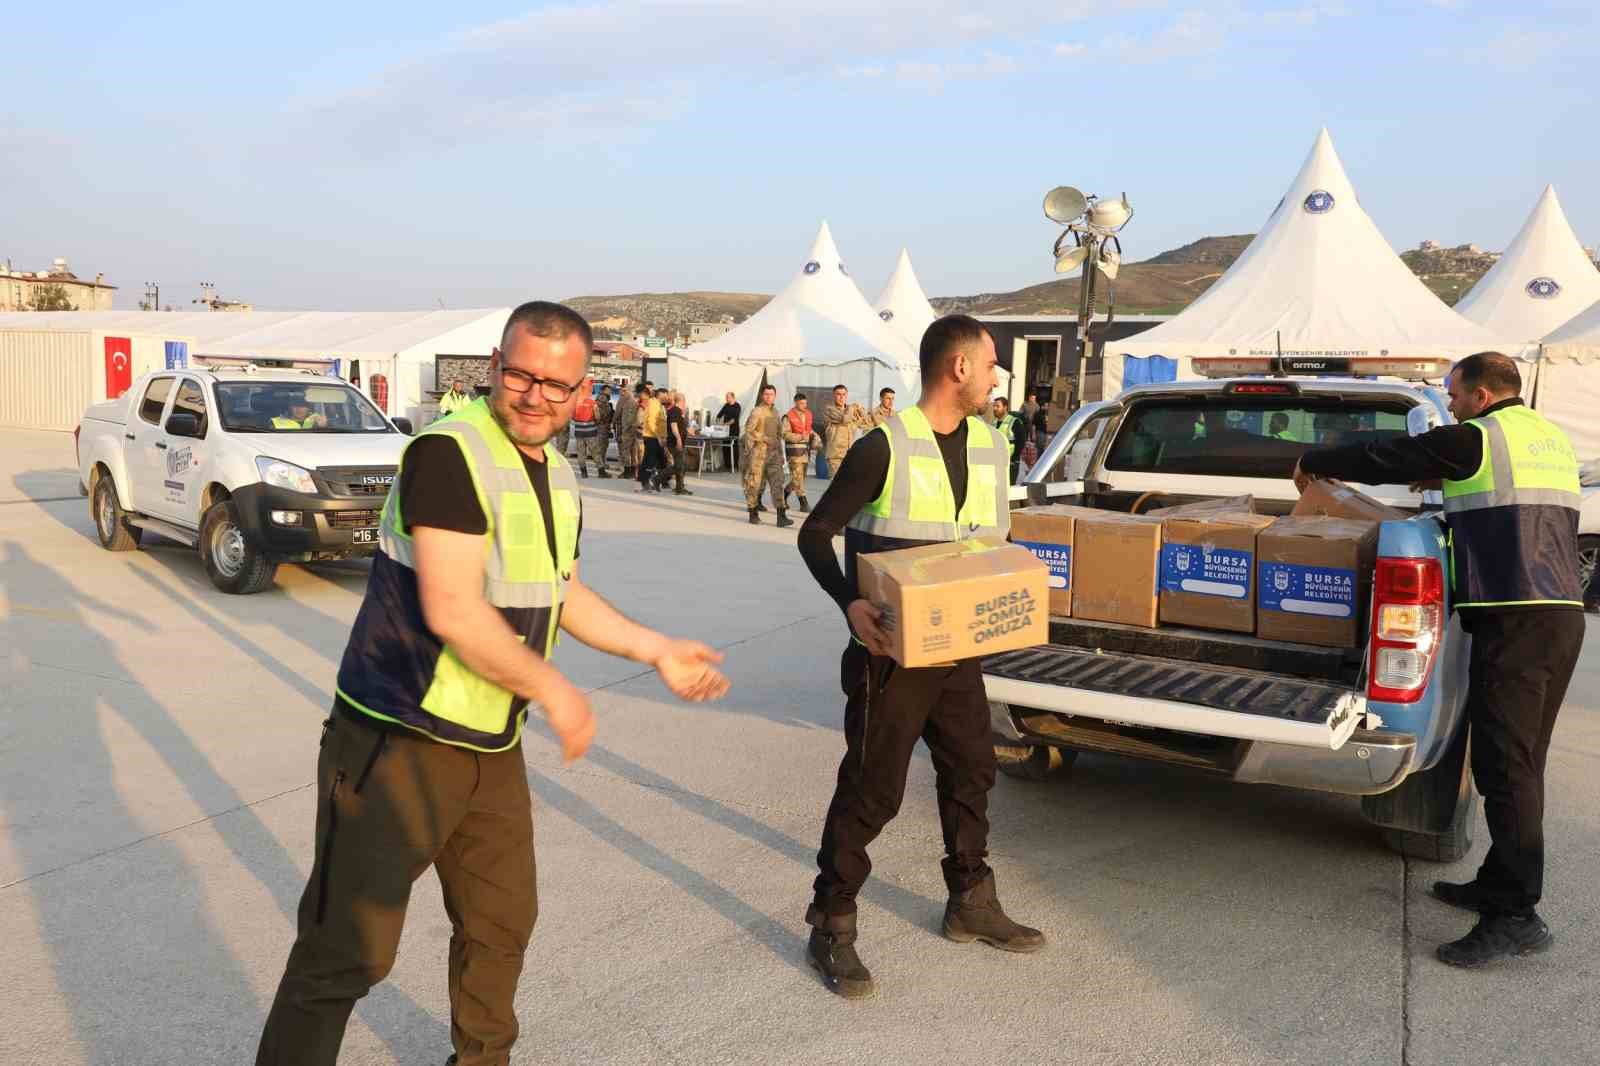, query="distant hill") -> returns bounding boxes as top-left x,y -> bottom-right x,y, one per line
571,234 -> 1497,337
